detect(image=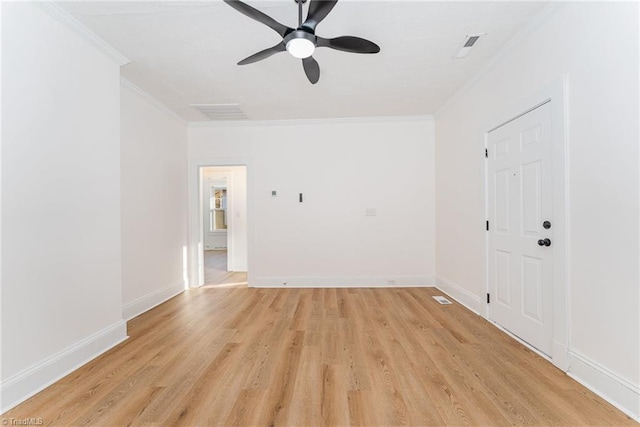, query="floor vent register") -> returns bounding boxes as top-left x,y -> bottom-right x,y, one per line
432,296 -> 453,305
